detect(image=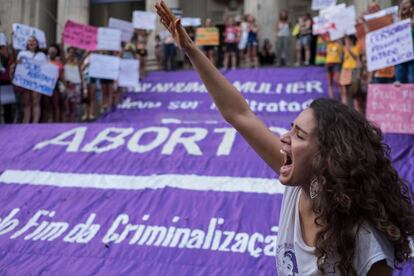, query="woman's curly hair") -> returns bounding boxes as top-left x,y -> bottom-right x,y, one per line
309,98 -> 414,275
